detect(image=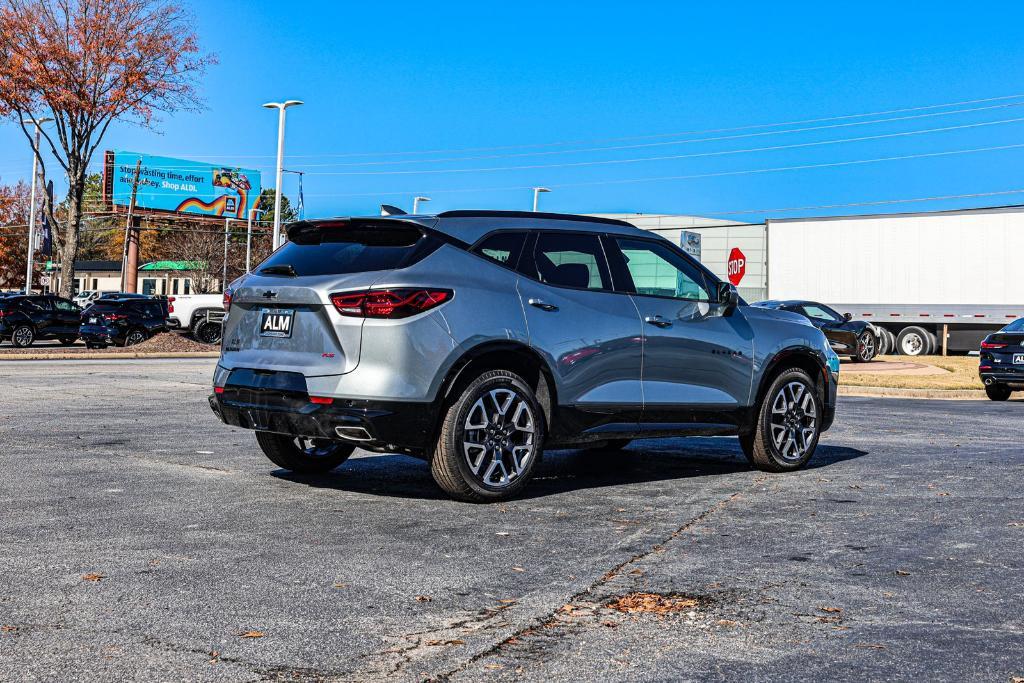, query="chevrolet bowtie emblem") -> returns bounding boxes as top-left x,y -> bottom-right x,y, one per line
262,290 -> 278,299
